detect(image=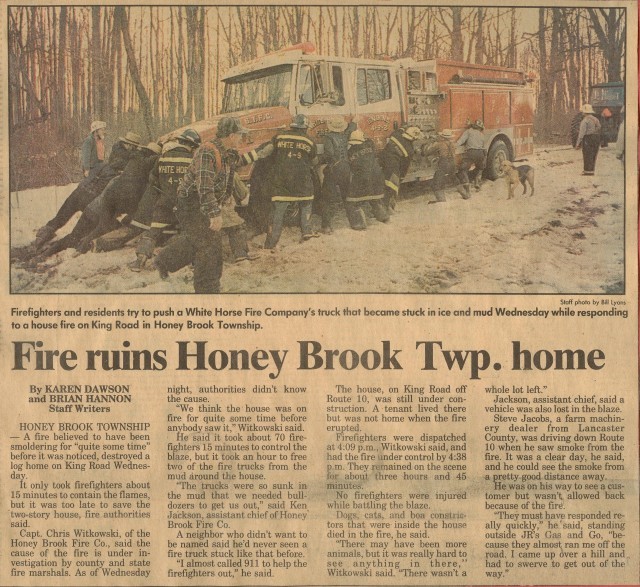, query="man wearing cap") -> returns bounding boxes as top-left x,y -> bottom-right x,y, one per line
319,116 -> 356,234
380,125 -> 423,209
264,114 -> 318,249
28,131 -> 141,254
345,129 -> 390,230
575,104 -> 602,176
425,129 -> 469,203
456,119 -> 485,192
153,117 -> 253,293
82,121 -> 107,177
